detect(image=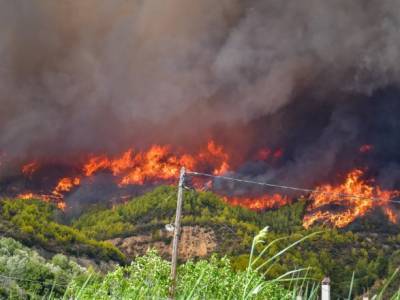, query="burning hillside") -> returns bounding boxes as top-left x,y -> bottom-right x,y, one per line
303,169 -> 400,228
1,139 -> 399,228
12,140 -> 231,207
1,1 -> 400,228
10,140 -> 284,208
